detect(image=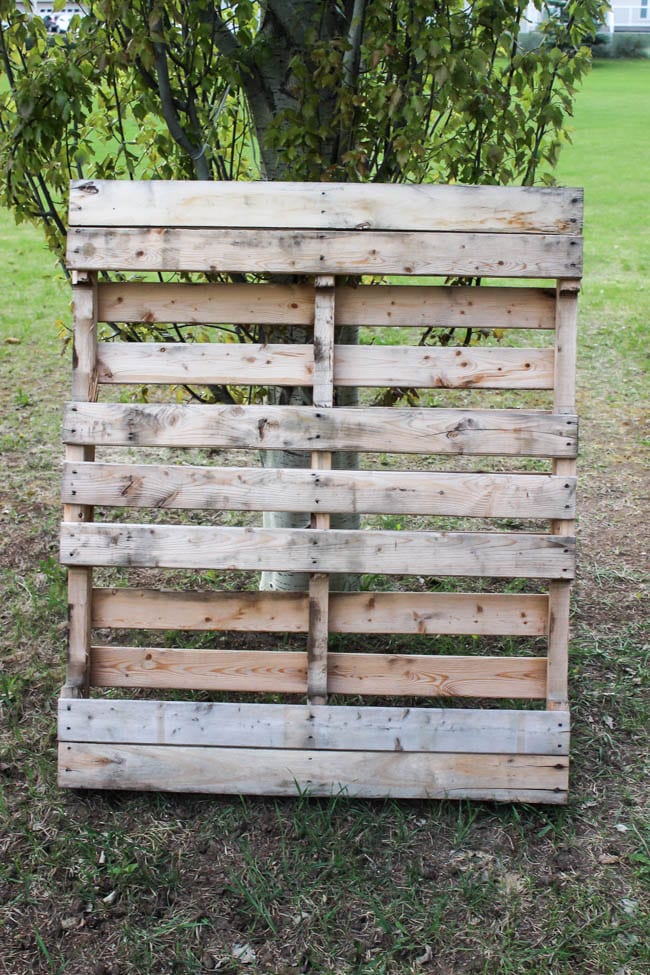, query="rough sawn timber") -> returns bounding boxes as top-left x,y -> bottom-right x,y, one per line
59,178 -> 581,802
